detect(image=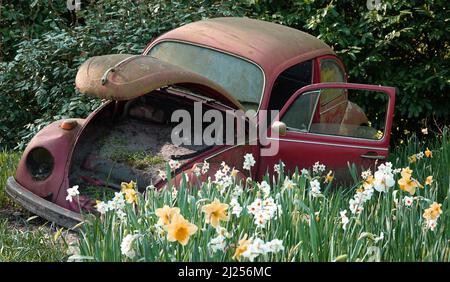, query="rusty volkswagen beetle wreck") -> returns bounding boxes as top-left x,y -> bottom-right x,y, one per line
6,17 -> 395,228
